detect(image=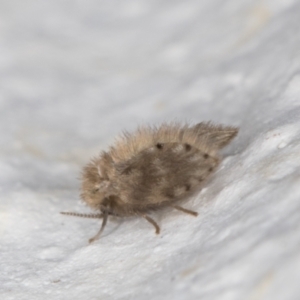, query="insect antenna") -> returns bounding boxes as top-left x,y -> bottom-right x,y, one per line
60,212 -> 103,219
